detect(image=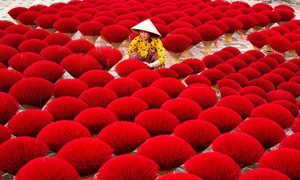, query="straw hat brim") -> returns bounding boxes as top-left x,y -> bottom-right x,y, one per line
131,19 -> 161,36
